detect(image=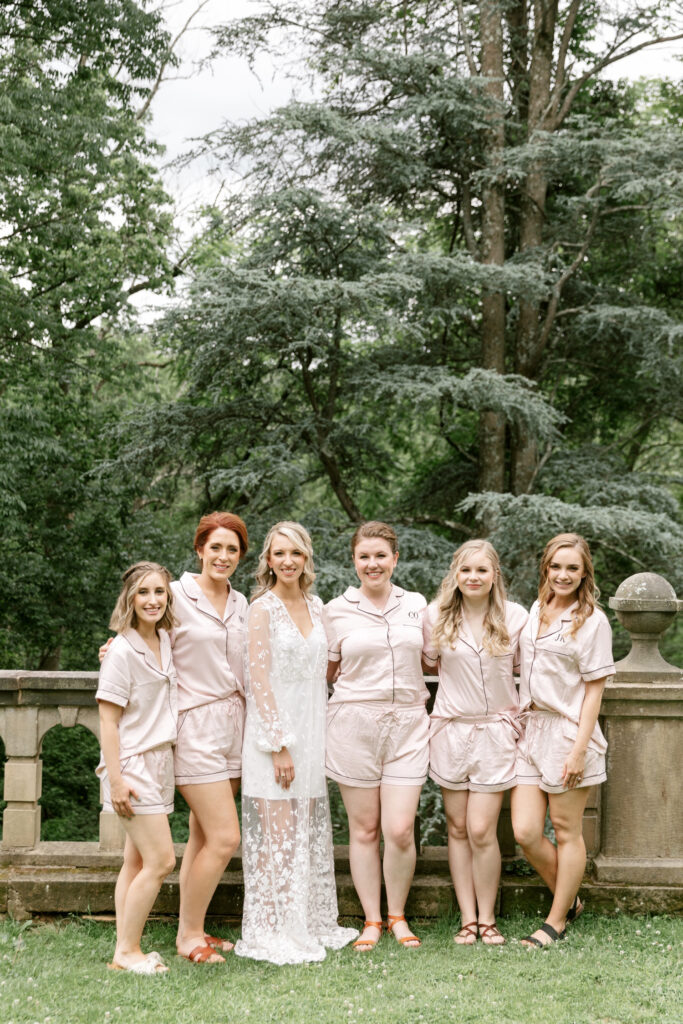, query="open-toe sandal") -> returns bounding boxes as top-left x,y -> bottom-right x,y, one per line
566,895 -> 584,923
454,922 -> 478,945
521,922 -> 566,948
178,944 -> 224,963
478,922 -> 505,945
205,934 -> 235,952
353,921 -> 383,951
386,914 -> 421,948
